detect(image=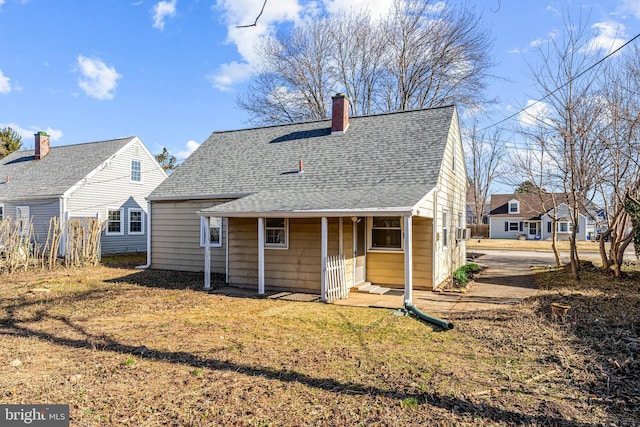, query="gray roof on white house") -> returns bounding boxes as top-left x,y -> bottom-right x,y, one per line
149,106 -> 457,215
0,137 -> 134,200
